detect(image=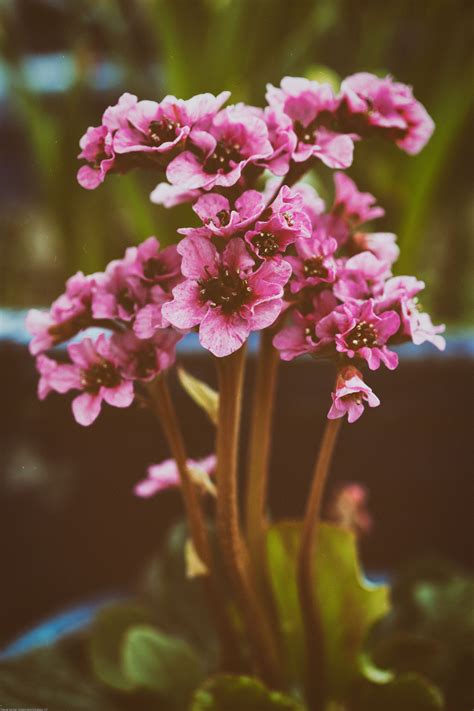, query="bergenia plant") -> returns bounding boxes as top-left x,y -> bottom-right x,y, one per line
27,73 -> 447,710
